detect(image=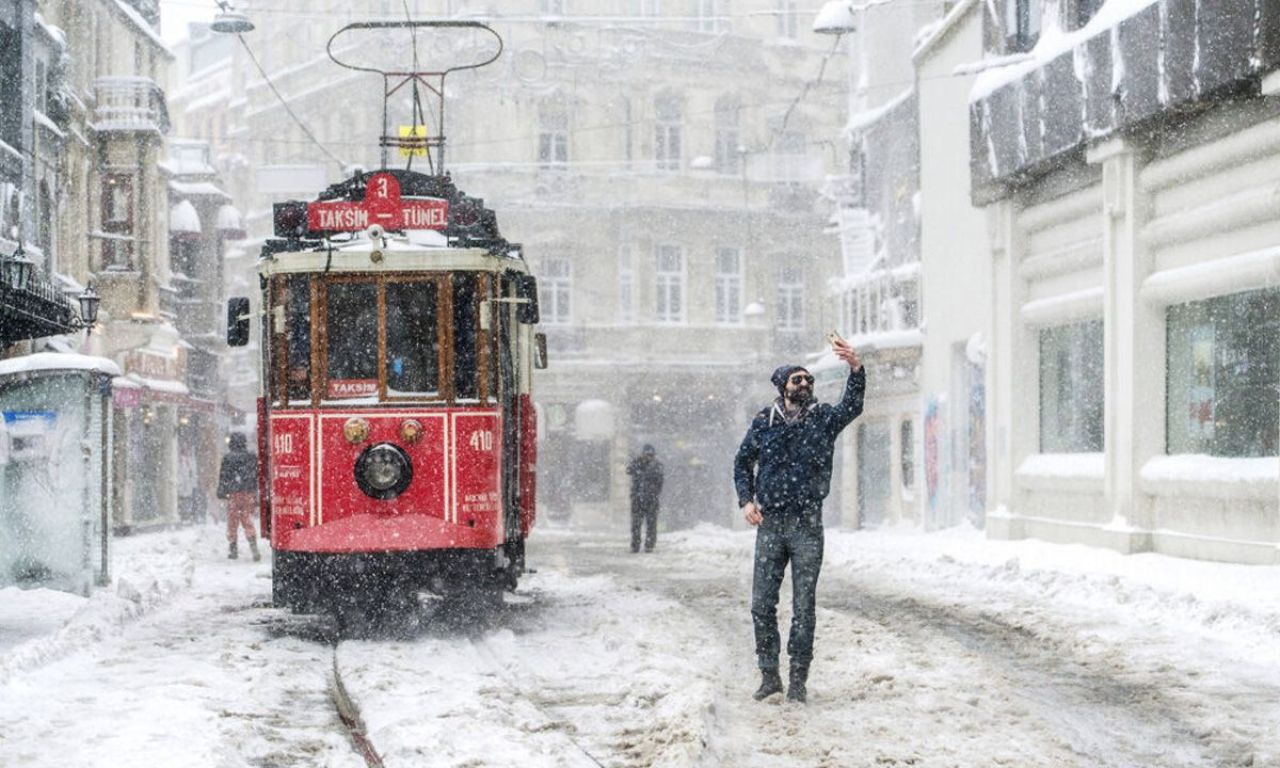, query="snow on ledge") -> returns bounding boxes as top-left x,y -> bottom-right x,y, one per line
1016,452 -> 1105,490
1140,455 -> 1279,501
